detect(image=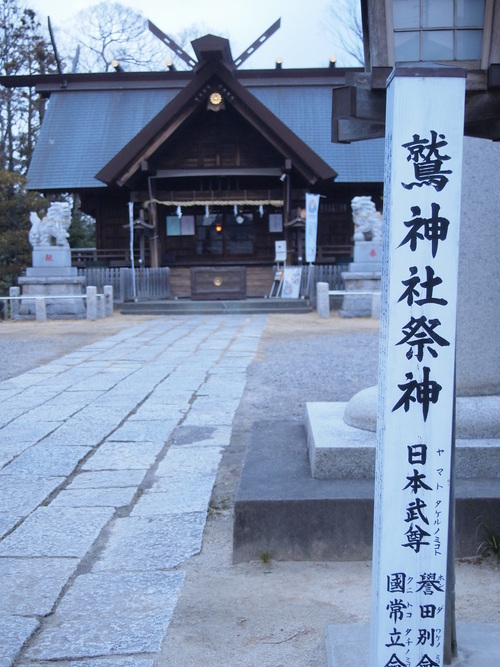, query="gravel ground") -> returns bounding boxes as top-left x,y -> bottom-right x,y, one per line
162,311 -> 500,666
1,310 -> 498,666
0,314 -> 157,381
242,312 -> 380,419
